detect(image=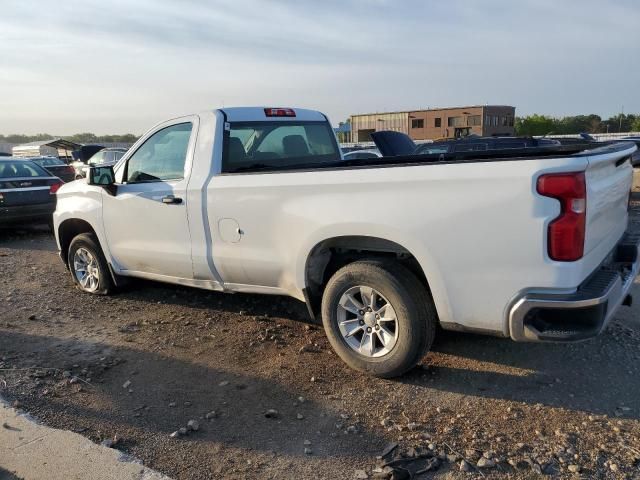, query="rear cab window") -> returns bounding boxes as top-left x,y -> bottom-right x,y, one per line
0,161 -> 50,178
222,121 -> 341,173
